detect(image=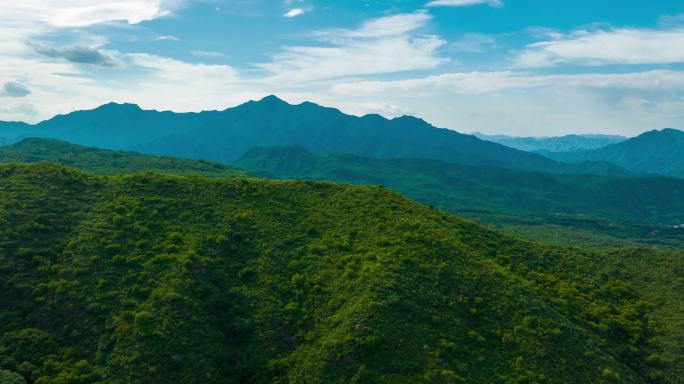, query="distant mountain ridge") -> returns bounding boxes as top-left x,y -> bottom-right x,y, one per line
542,128 -> 684,178
0,96 -> 629,176
473,132 -> 627,153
